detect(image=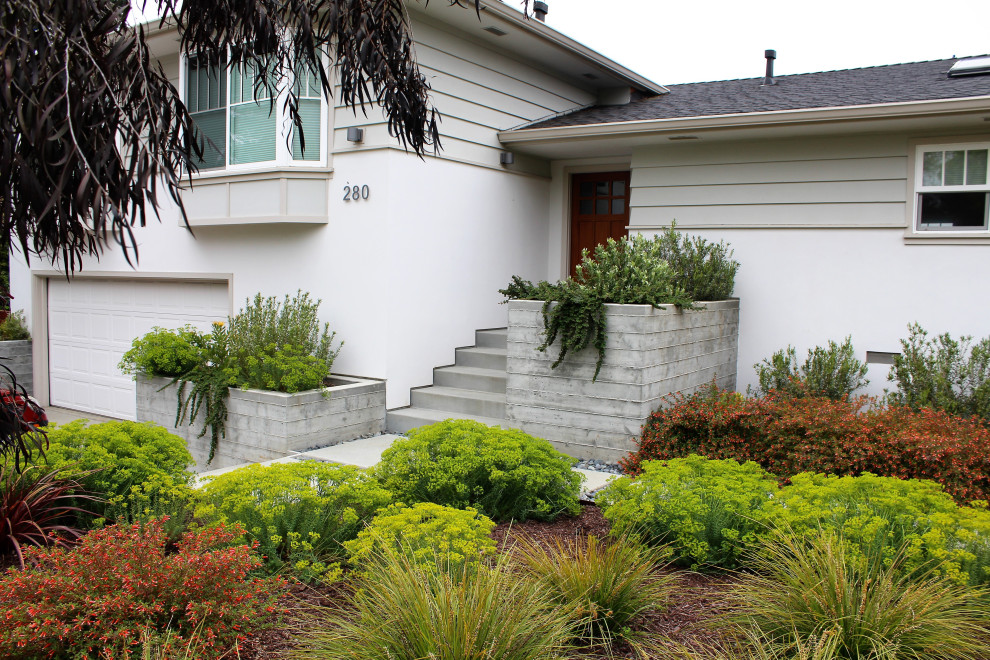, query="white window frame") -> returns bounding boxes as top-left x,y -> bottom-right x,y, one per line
178,50 -> 330,174
911,140 -> 990,235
